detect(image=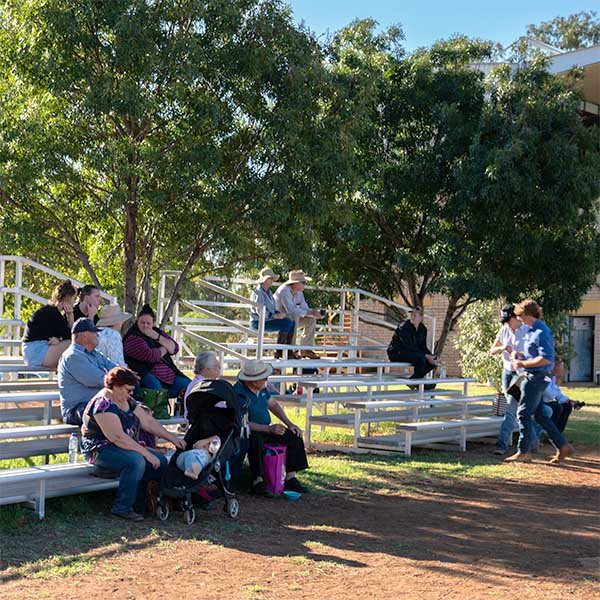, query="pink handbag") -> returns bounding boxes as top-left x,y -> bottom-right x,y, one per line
262,444 -> 287,495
